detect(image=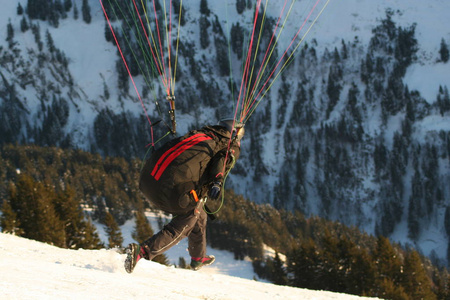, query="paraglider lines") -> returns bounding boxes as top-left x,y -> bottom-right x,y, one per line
235,0 -> 331,124
100,0 -> 156,147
